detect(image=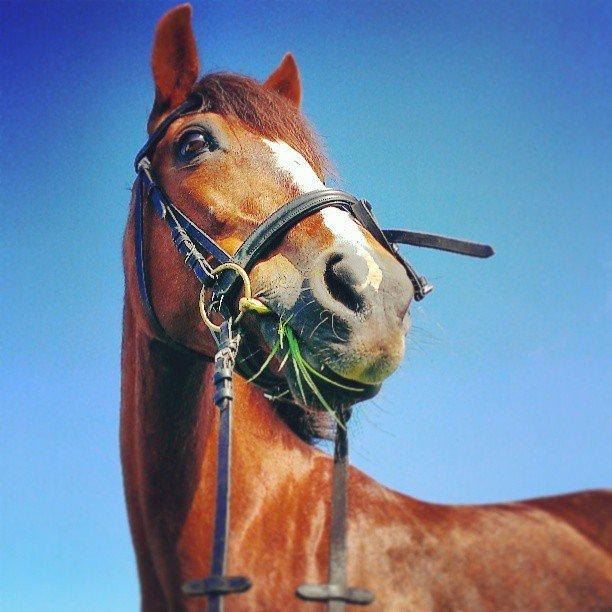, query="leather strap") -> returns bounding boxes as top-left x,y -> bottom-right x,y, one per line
135,162 -> 286,384
212,190 -> 361,308
233,190 -> 360,269
133,167 -> 208,358
182,322 -> 252,609
134,94 -> 208,171
211,189 -> 434,307
296,418 -> 375,609
182,575 -> 251,598
350,198 -> 433,300
384,229 -> 494,258
138,159 -> 231,275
